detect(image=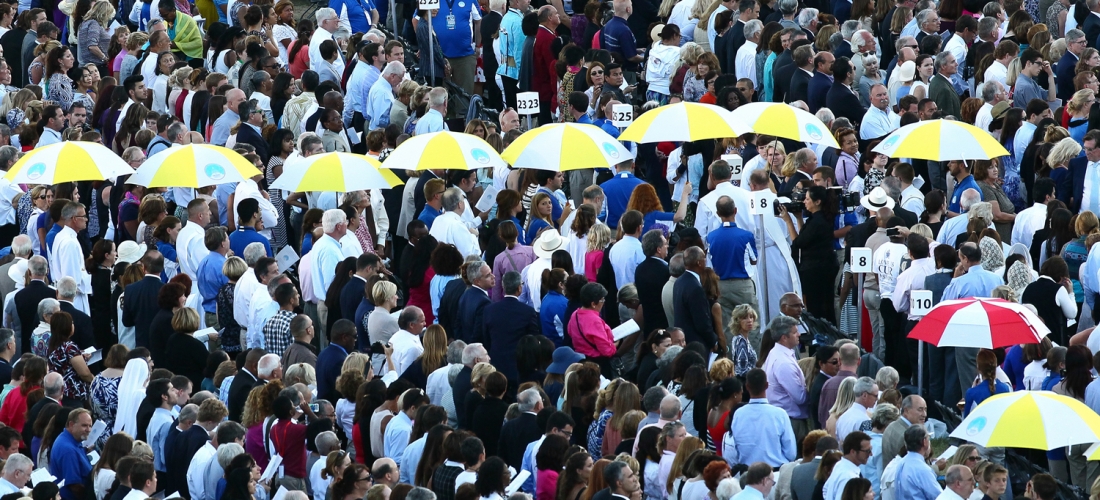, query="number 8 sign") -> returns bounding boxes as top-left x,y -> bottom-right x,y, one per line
850,247 -> 872,273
